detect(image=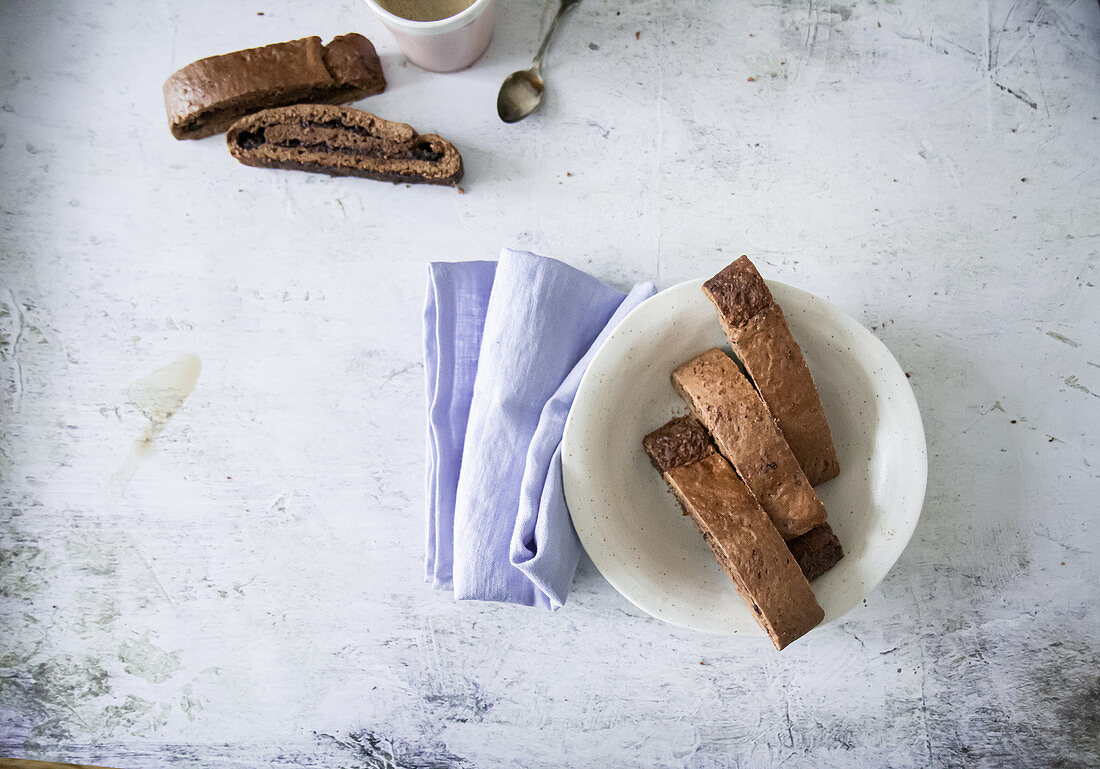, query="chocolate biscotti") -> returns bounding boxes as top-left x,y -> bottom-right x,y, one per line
672,348 -> 827,540
164,34 -> 386,140
226,104 -> 464,186
703,256 -> 840,486
643,417 -> 824,650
